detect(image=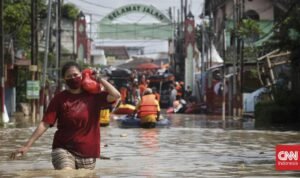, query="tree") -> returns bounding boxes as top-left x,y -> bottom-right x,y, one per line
260,2 -> 300,122
269,3 -> 300,99
3,0 -> 46,50
270,4 -> 300,51
62,3 -> 80,21
237,19 -> 262,45
3,1 -> 79,104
